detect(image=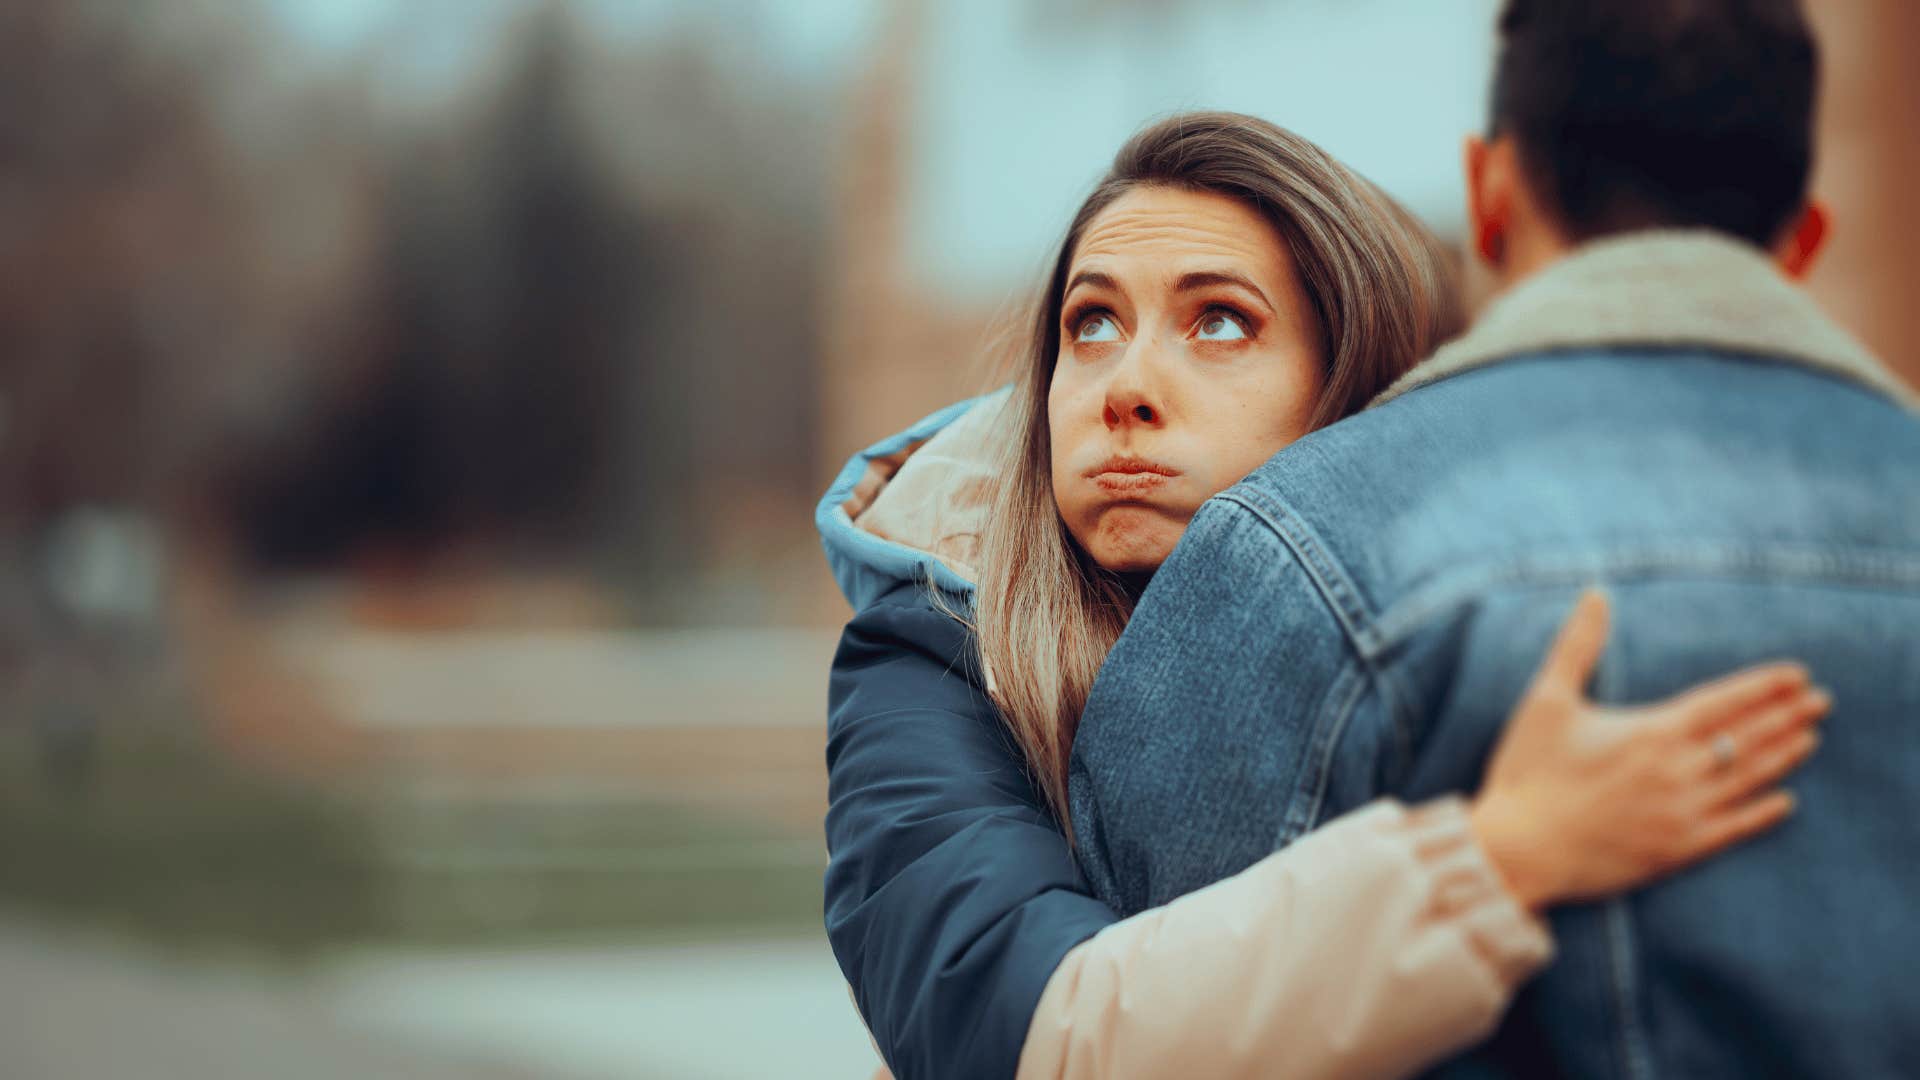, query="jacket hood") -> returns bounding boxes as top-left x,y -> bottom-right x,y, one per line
817,386 -> 1011,612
